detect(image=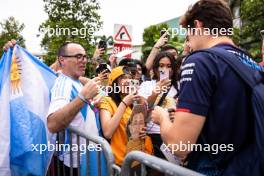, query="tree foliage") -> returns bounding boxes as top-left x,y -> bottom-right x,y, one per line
39,0 -> 102,76
141,23 -> 183,63
0,16 -> 26,50
233,0 -> 264,62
